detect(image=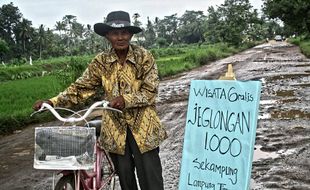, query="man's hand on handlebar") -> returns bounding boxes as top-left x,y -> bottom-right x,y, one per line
109,96 -> 125,111
33,100 -> 53,111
